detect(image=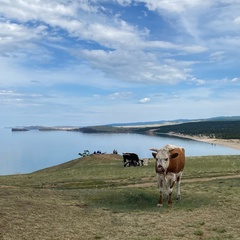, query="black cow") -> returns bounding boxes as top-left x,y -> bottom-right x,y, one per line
122,152 -> 143,167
